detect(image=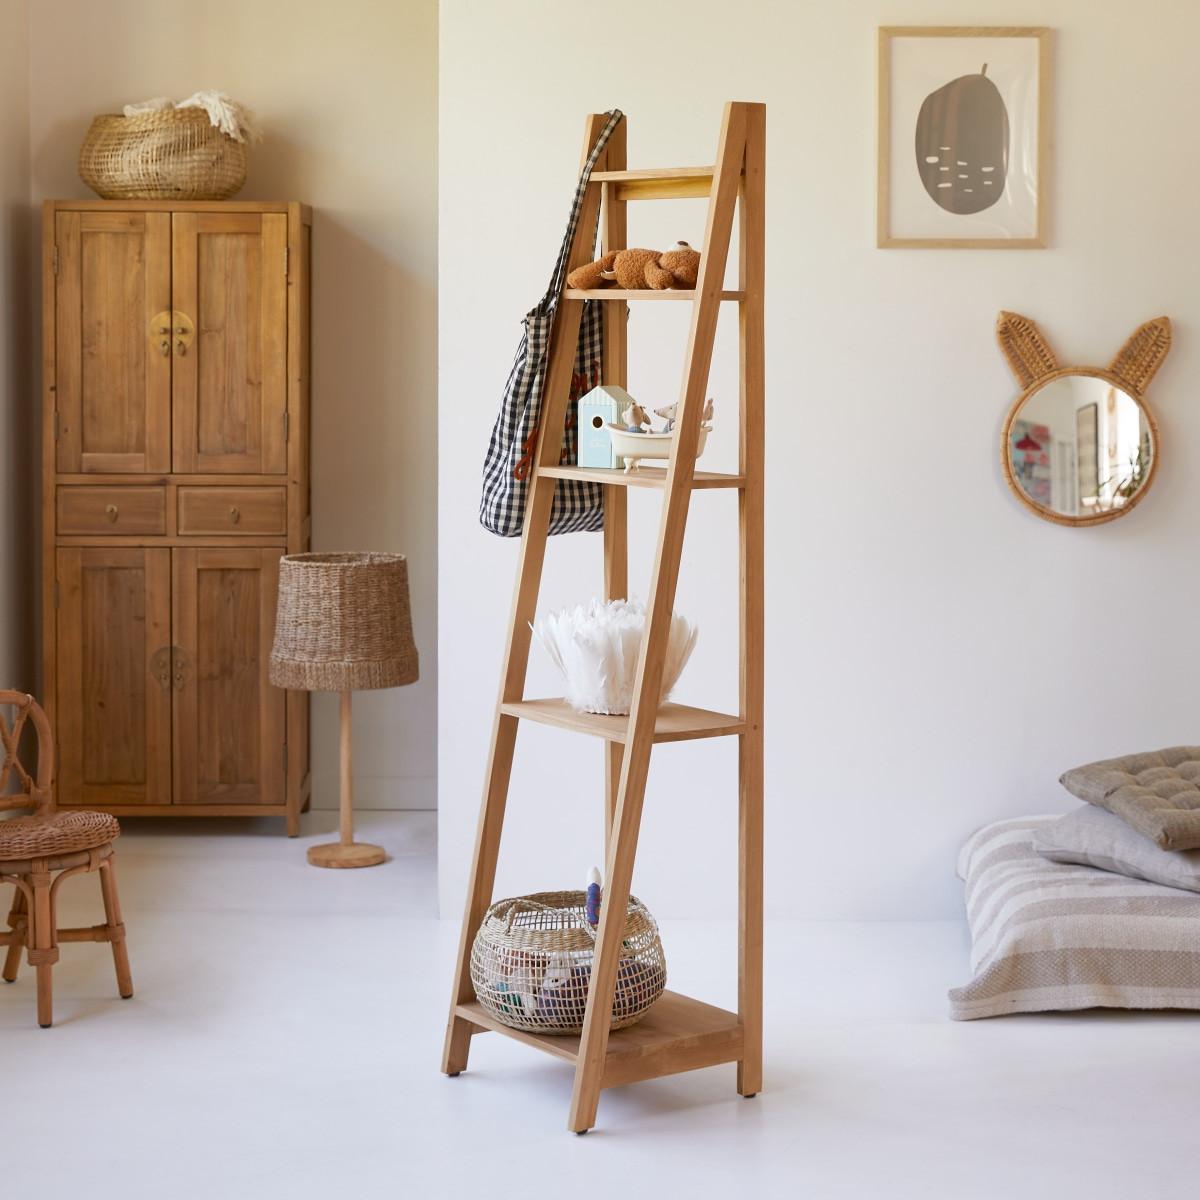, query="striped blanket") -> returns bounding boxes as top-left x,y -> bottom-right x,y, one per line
950,816 -> 1200,1020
